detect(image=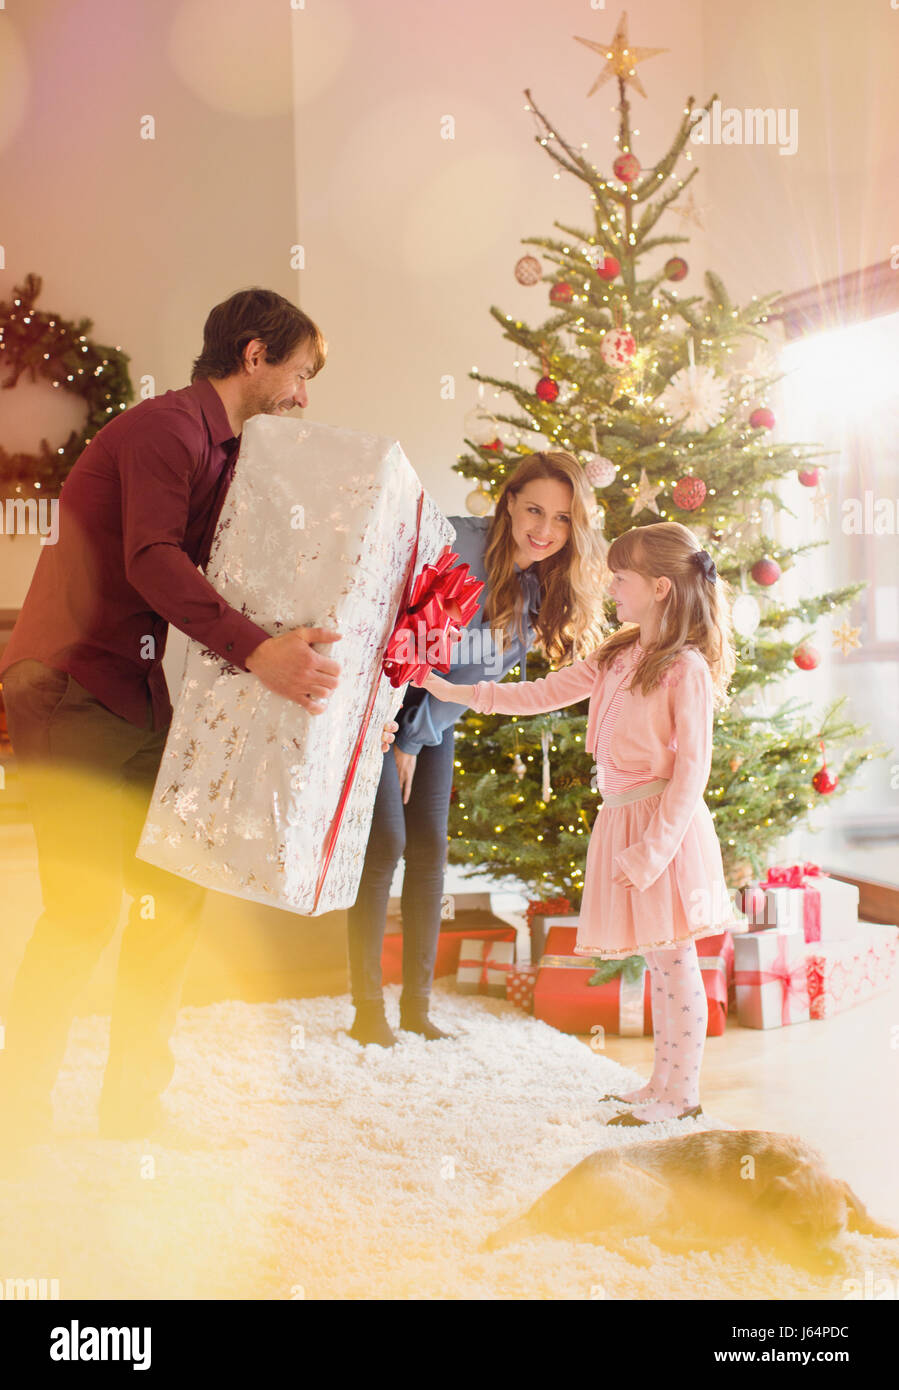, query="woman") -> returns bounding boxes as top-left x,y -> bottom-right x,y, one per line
346,450 -> 608,1046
